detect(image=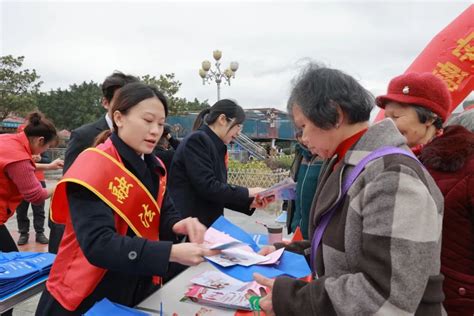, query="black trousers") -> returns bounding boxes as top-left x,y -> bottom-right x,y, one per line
16,181 -> 46,234
0,224 -> 18,252
0,223 -> 18,316
48,222 -> 64,254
